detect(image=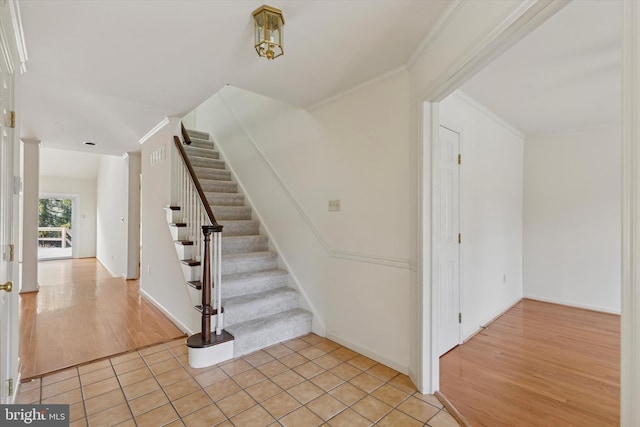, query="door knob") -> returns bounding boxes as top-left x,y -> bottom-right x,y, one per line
0,281 -> 12,292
